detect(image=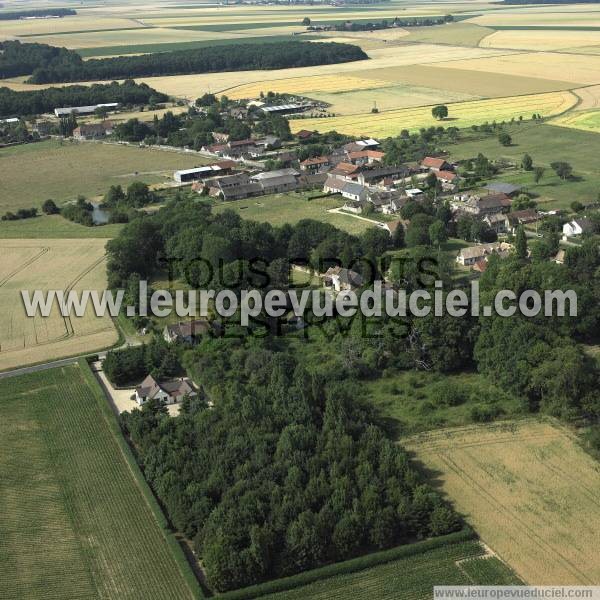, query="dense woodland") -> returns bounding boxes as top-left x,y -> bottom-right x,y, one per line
0,80 -> 167,118
123,347 -> 461,591
0,40 -> 367,84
